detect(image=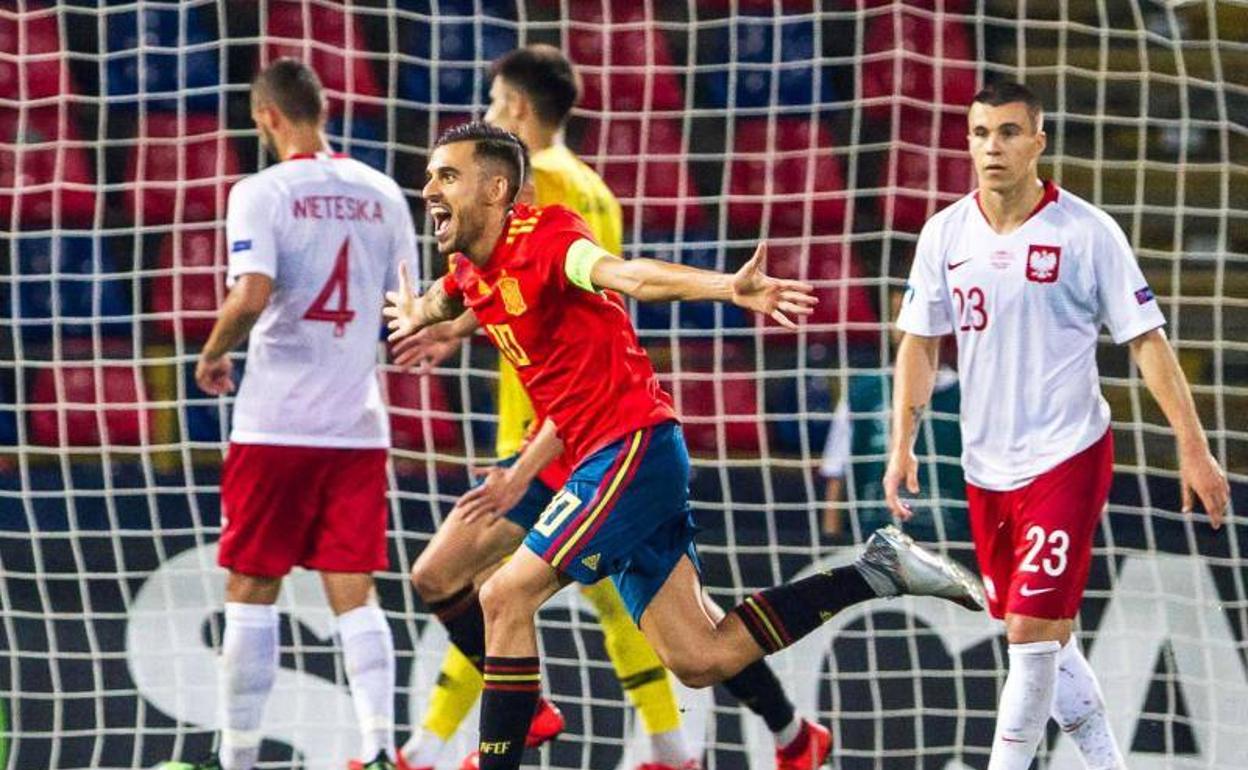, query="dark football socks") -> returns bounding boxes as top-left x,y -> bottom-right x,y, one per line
427,585 -> 487,671
733,565 -> 877,654
721,659 -> 797,732
477,656 -> 541,770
